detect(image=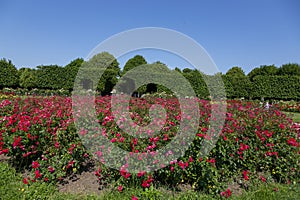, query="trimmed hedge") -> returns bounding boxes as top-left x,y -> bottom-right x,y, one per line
252,75 -> 300,100
0,59 -> 19,88
0,57 -> 300,100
